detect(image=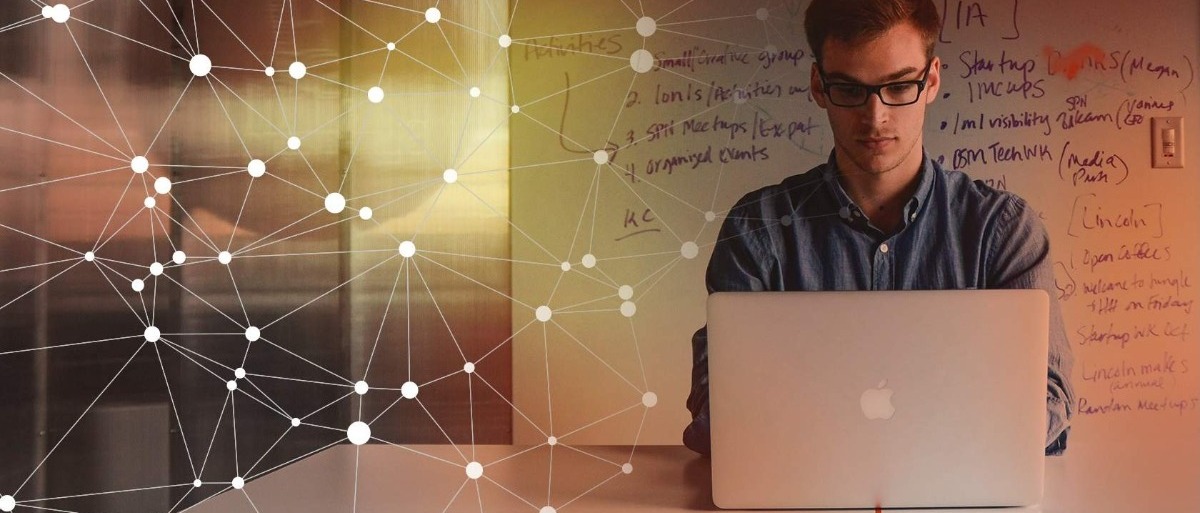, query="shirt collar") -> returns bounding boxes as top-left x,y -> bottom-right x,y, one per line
821,151 -> 935,226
